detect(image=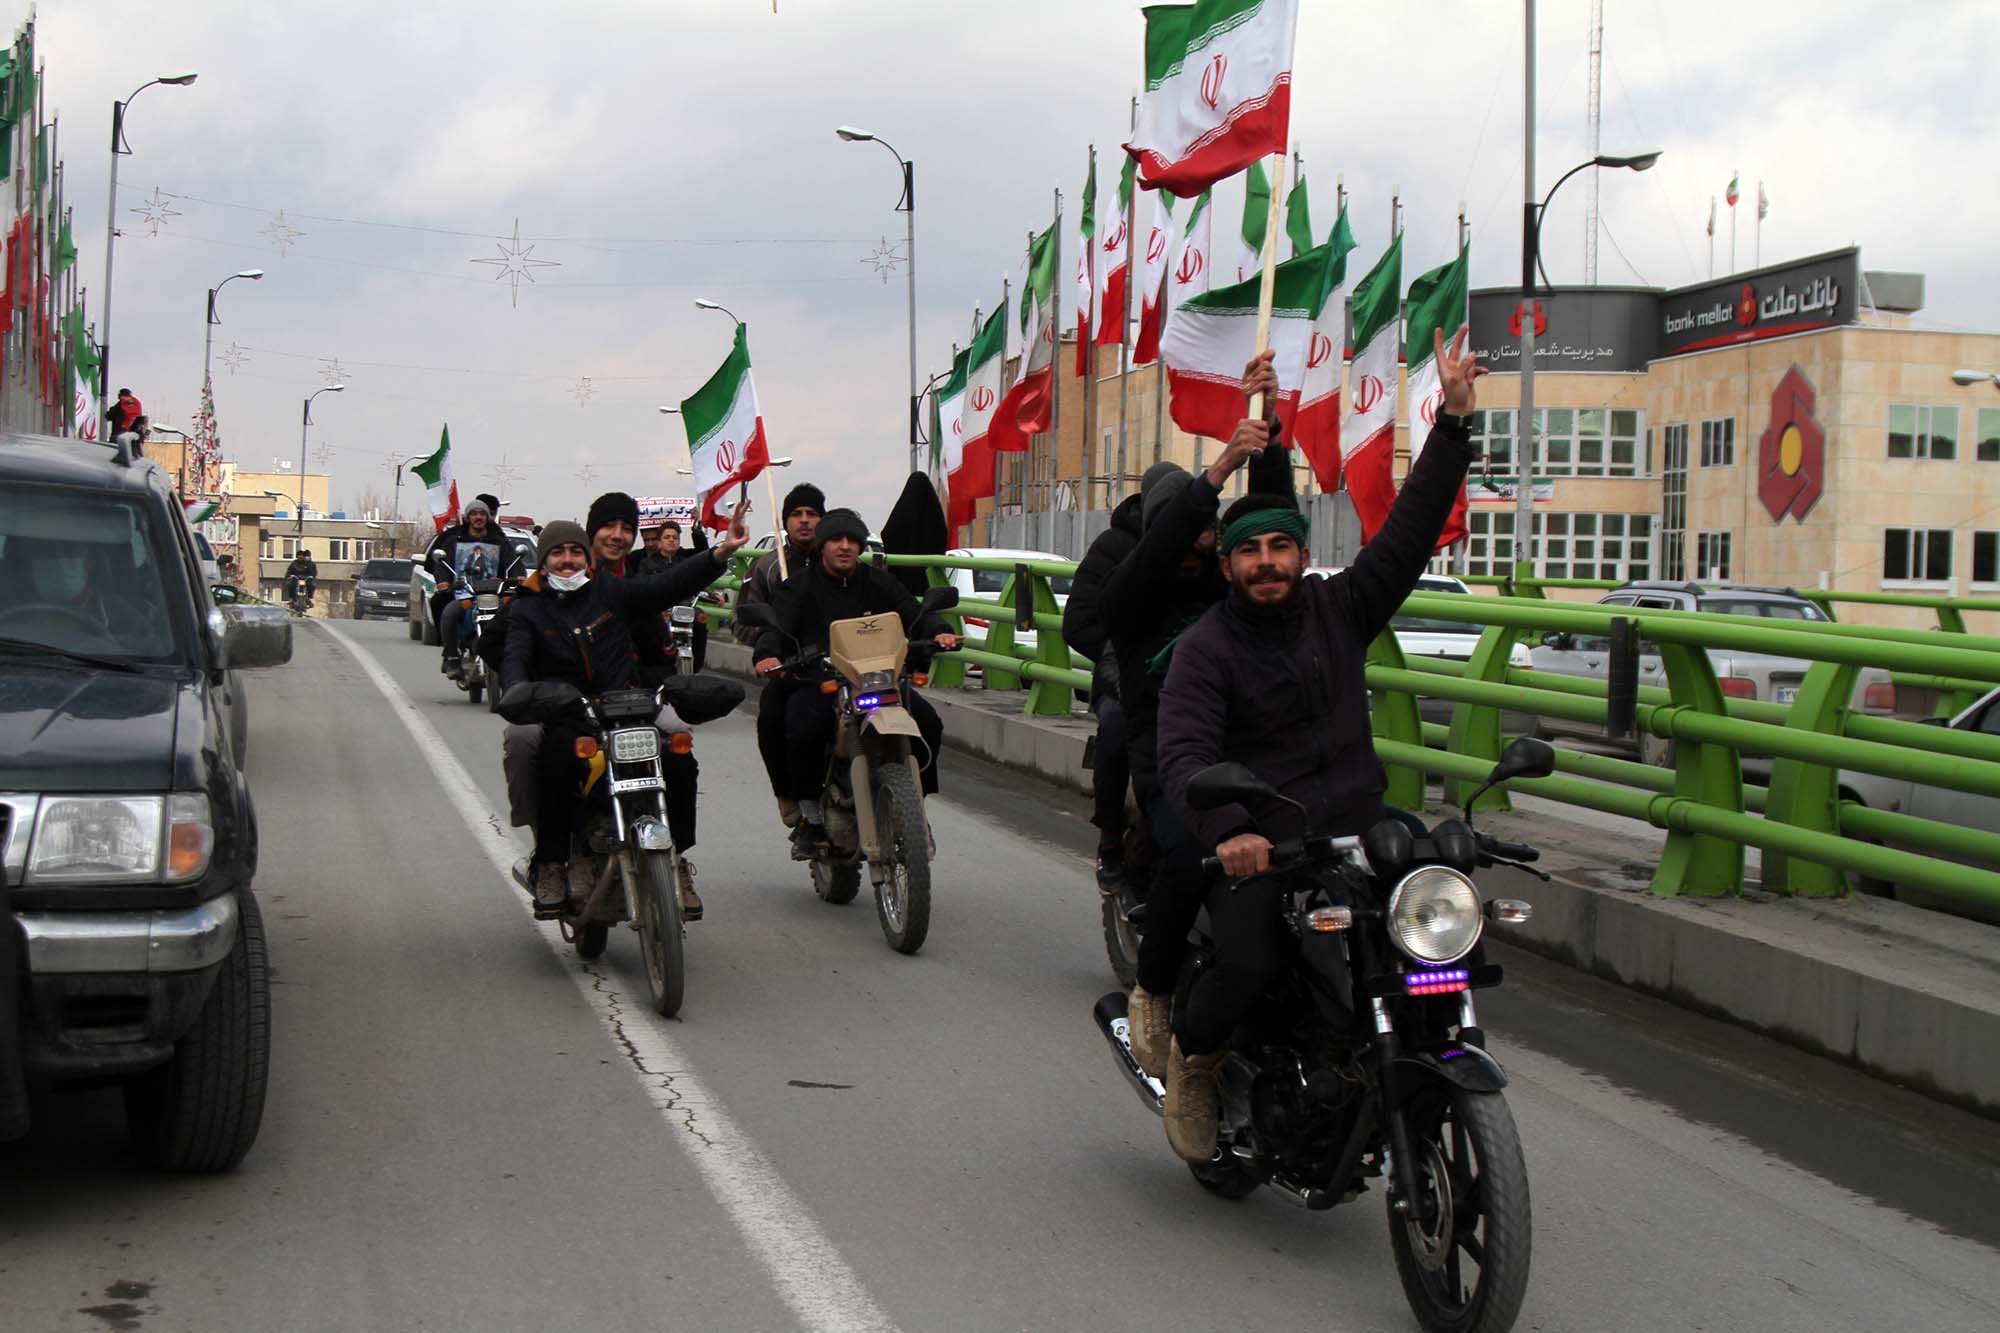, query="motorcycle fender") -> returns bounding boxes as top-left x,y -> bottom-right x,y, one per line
1391,1044 -> 1508,1097
848,756 -> 883,862
861,705 -> 922,739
